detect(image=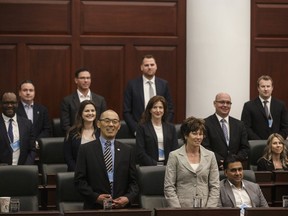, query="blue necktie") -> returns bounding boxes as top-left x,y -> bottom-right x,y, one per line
8,119 -> 14,143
